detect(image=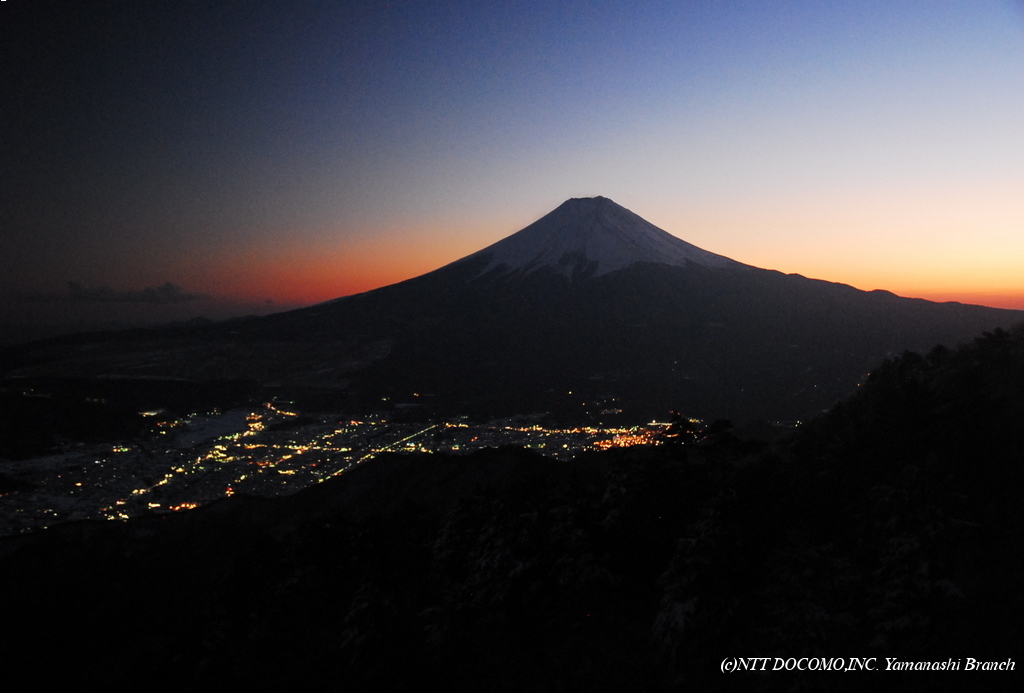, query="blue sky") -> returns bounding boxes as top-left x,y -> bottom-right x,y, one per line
3,0 -> 1023,331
